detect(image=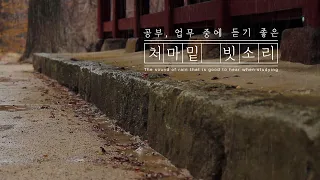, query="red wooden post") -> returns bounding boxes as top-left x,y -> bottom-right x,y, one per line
97,0 -> 103,39
164,0 -> 174,36
184,0 -> 188,6
215,0 -> 232,32
304,0 -> 320,28
112,0 -> 119,38
133,0 -> 141,37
